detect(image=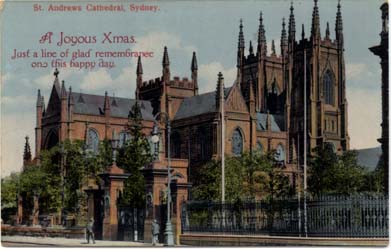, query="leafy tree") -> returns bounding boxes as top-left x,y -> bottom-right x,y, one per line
1,173 -> 19,210
117,102 -> 152,208
191,160 -> 221,201
363,155 -> 385,193
308,144 -> 366,196
191,150 -> 291,202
